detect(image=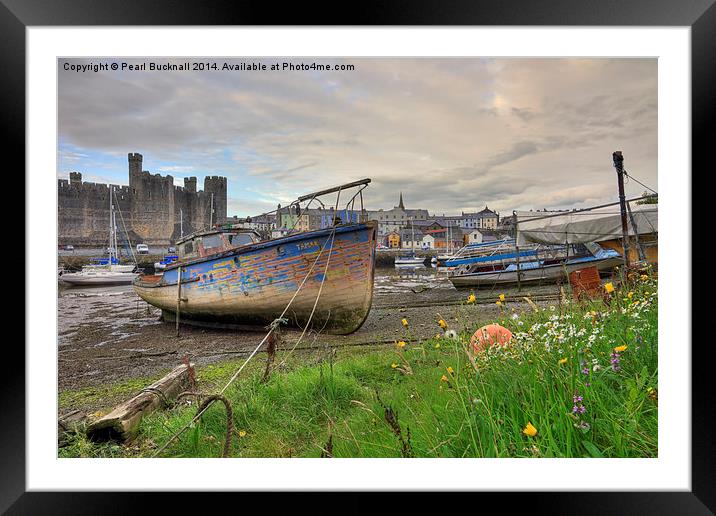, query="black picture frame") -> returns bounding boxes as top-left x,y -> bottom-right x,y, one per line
5,0 -> 710,513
